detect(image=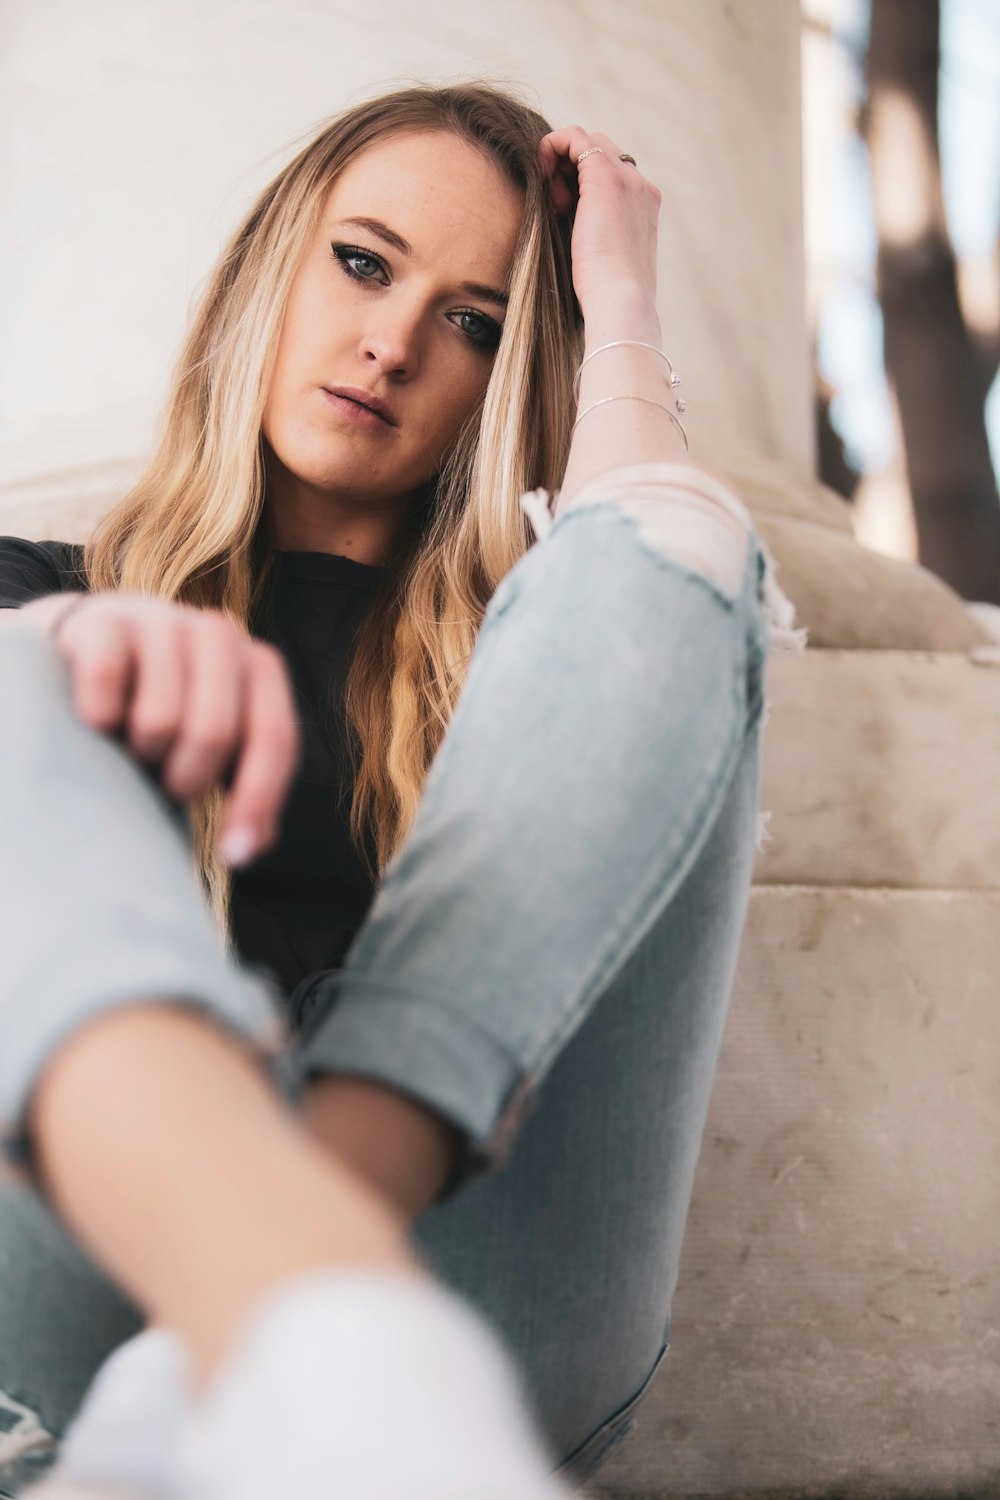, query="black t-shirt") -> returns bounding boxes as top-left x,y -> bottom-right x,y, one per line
0,536 -> 386,1028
